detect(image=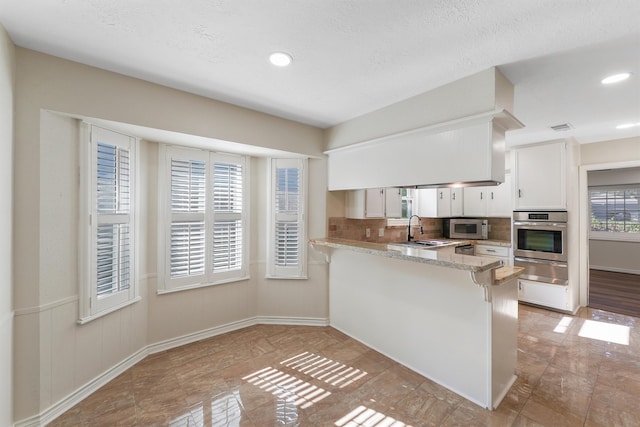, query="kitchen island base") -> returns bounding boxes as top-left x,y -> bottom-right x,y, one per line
328,248 -> 518,410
